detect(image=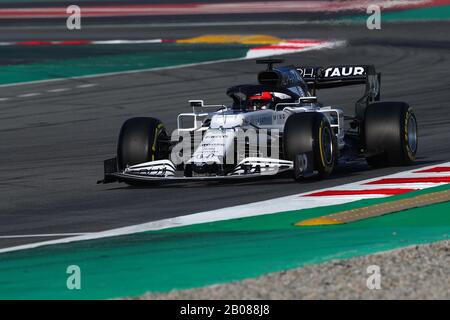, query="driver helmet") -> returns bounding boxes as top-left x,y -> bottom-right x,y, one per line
247,91 -> 273,110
